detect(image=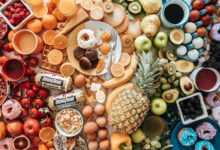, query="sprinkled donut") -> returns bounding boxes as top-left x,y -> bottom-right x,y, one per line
206,92 -> 220,107
178,128 -> 197,146
0,138 -> 16,150
195,140 -> 215,150
196,122 -> 217,140
2,100 -> 22,120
